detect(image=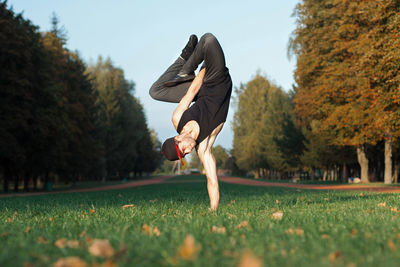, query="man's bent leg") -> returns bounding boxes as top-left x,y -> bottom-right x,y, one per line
149,57 -> 192,103
181,33 -> 227,84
